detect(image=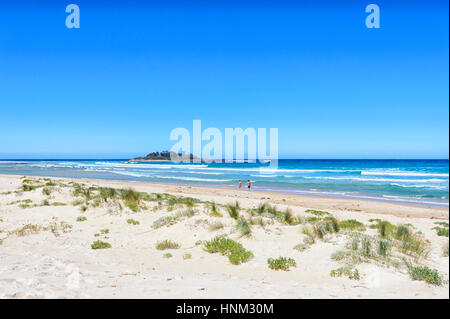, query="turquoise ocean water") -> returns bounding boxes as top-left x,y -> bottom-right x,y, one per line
0,159 -> 448,207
